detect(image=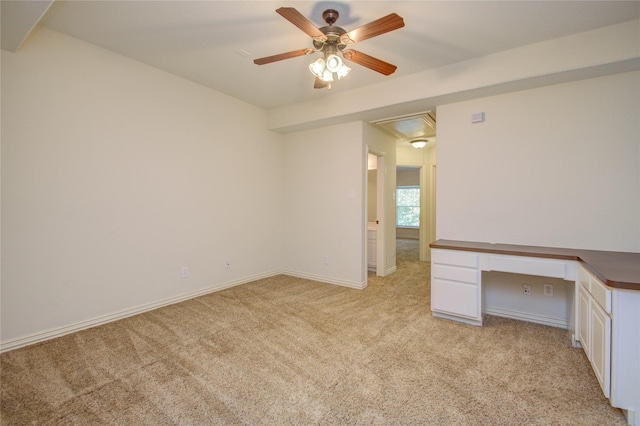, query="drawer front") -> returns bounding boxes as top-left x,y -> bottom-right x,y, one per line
432,249 -> 478,268
431,279 -> 480,319
432,264 -> 478,284
488,255 -> 567,278
578,265 -> 591,293
590,275 -> 612,314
